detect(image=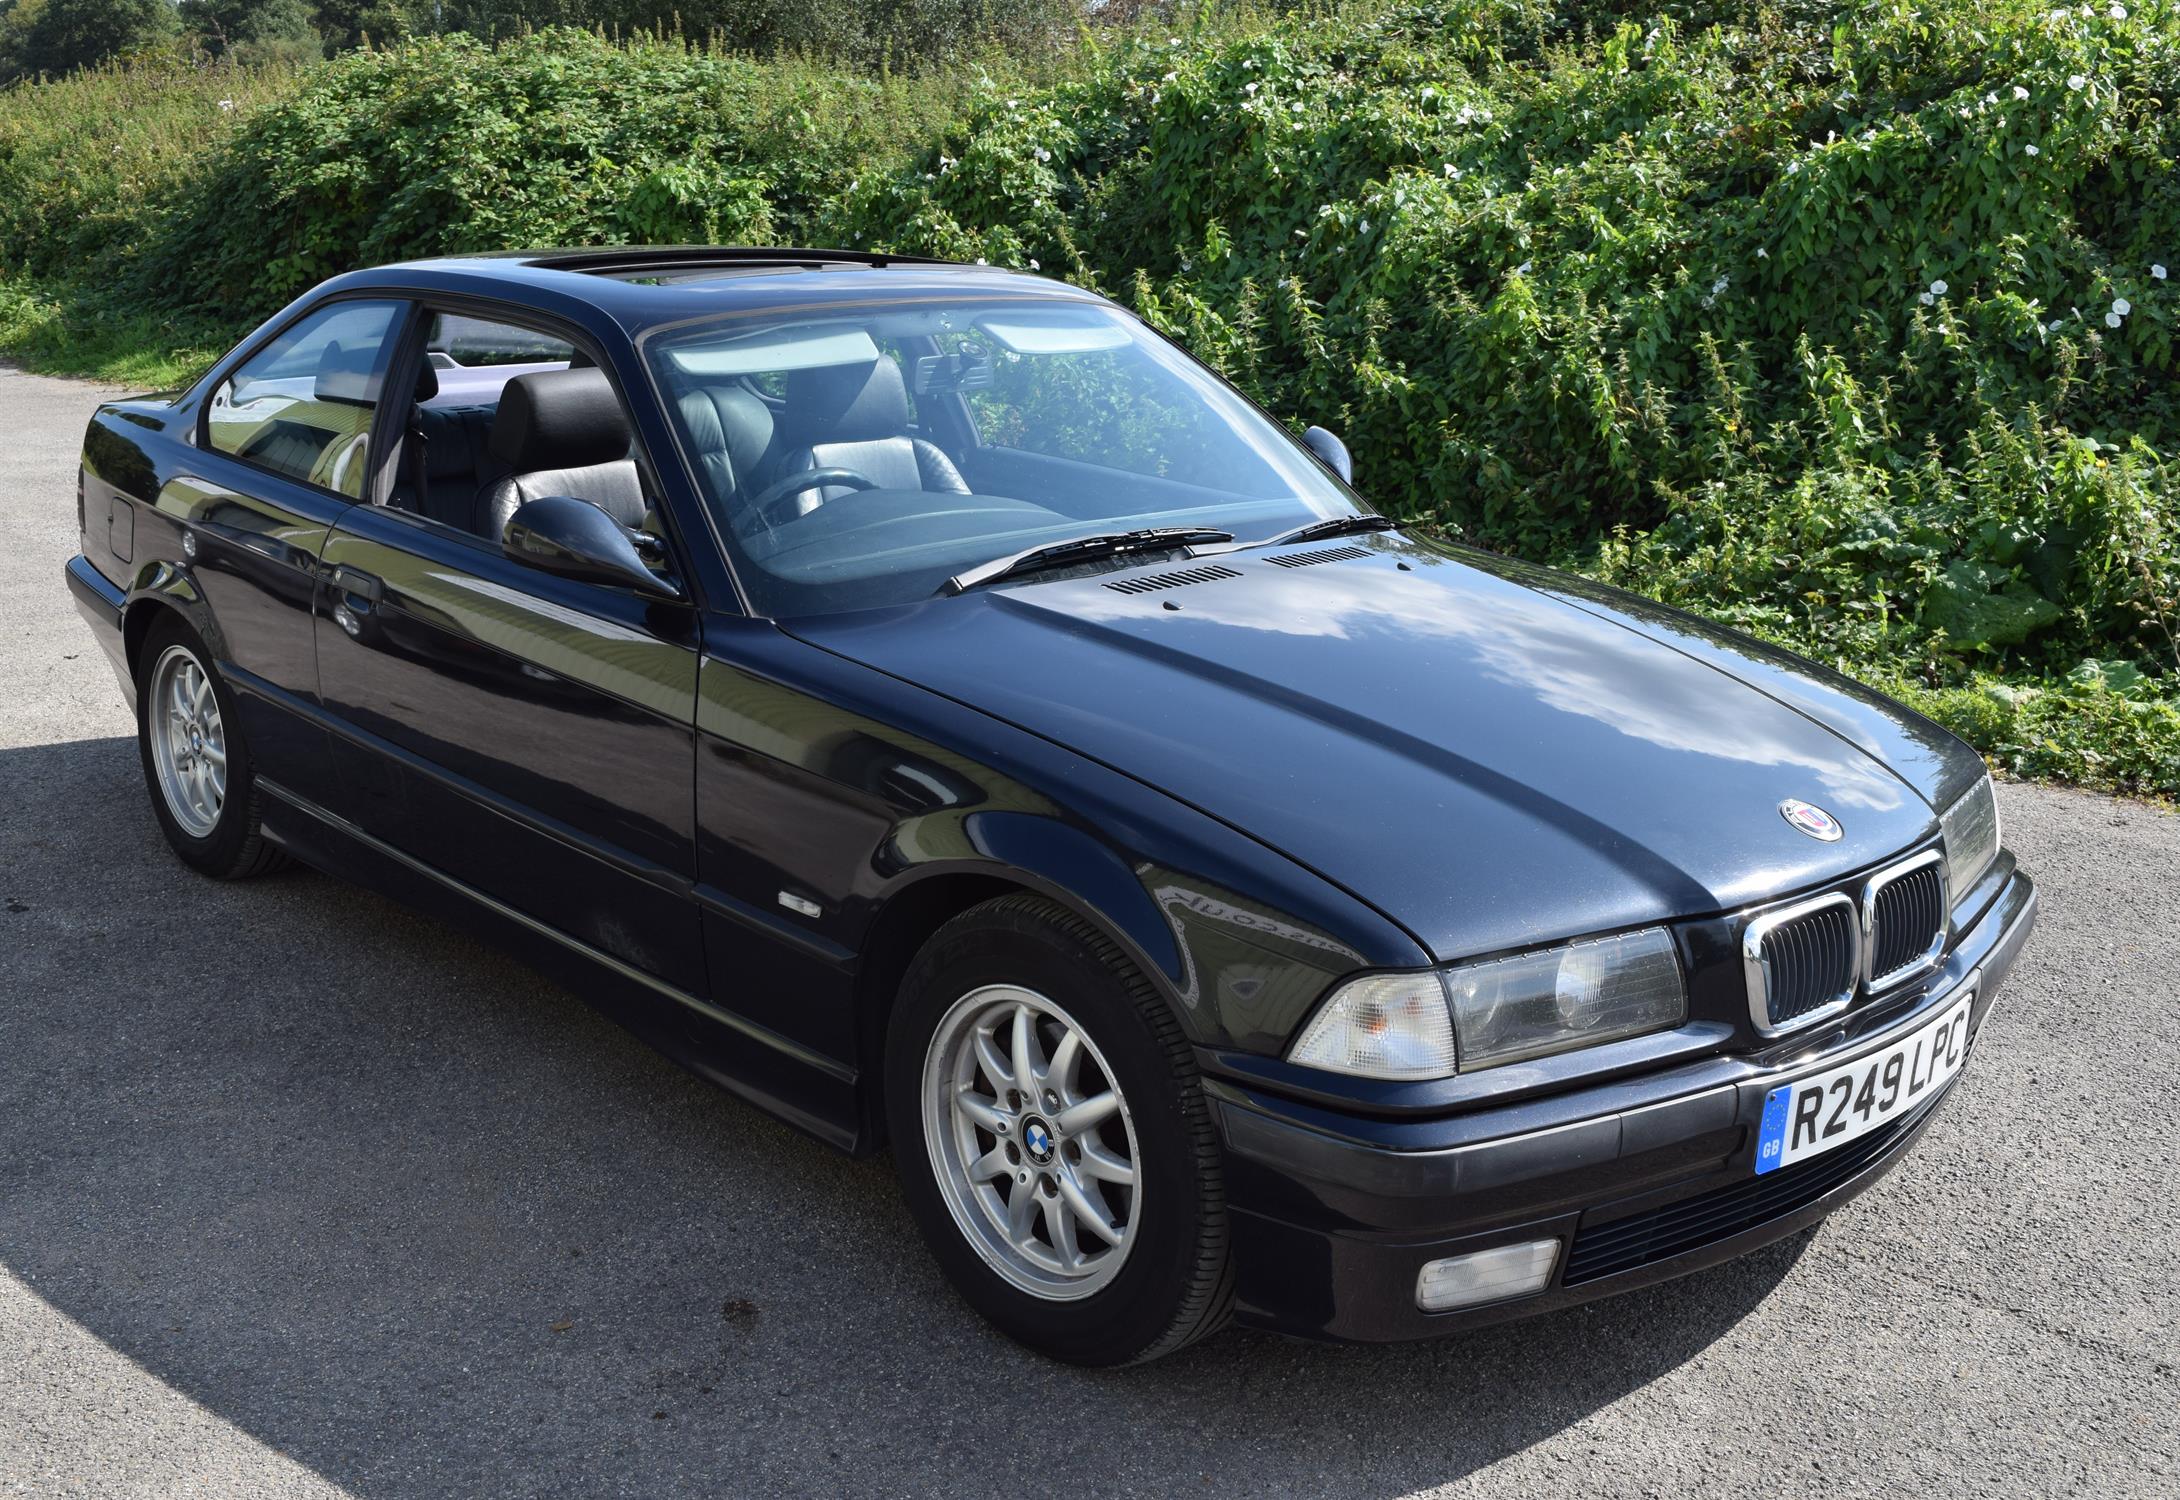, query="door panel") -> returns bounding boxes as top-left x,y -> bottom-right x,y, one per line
314,505 -> 704,992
